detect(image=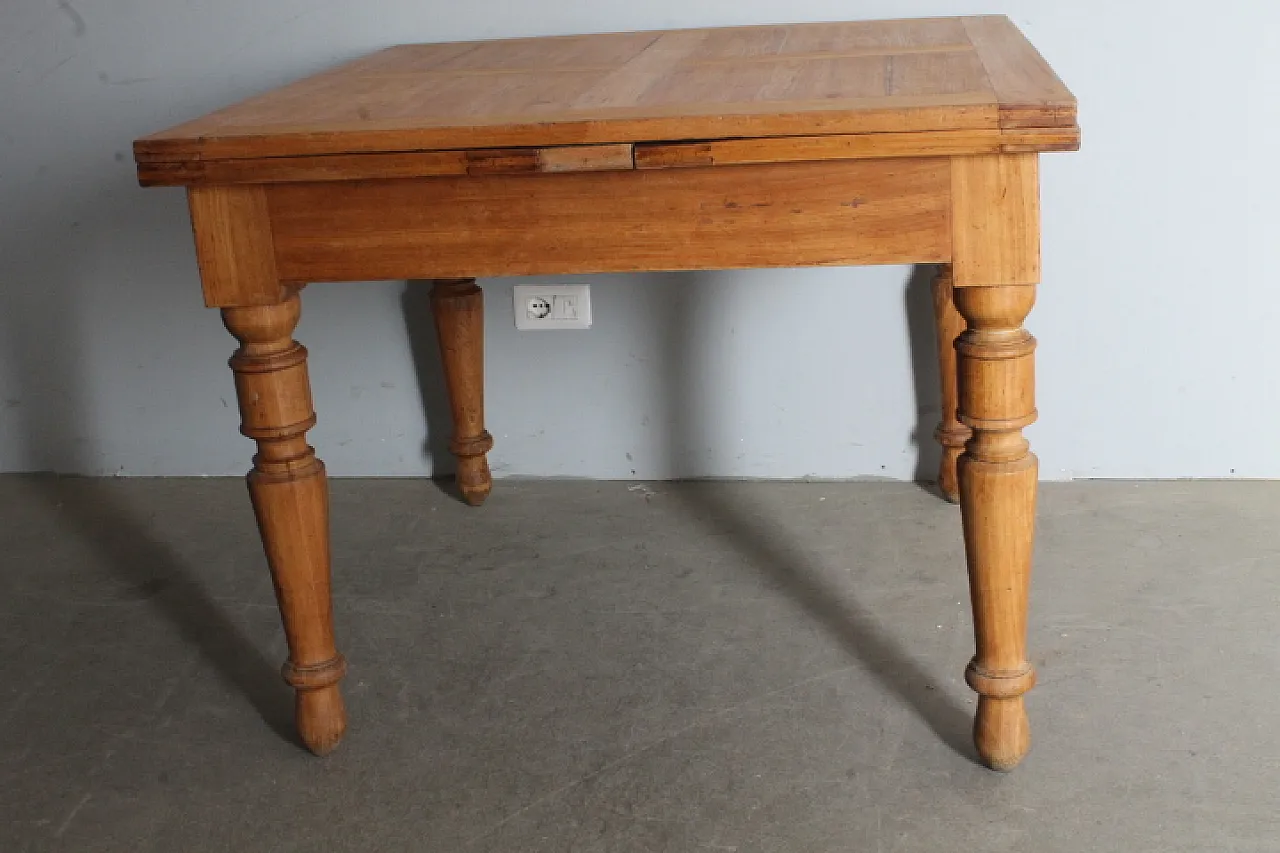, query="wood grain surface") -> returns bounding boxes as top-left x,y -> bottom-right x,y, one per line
931,265 -> 970,503
953,282 -> 1039,771
266,158 -> 951,281
429,279 -> 494,507
135,15 -> 1077,184
221,291 -> 348,756
950,153 -> 1040,287
187,185 -> 286,307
